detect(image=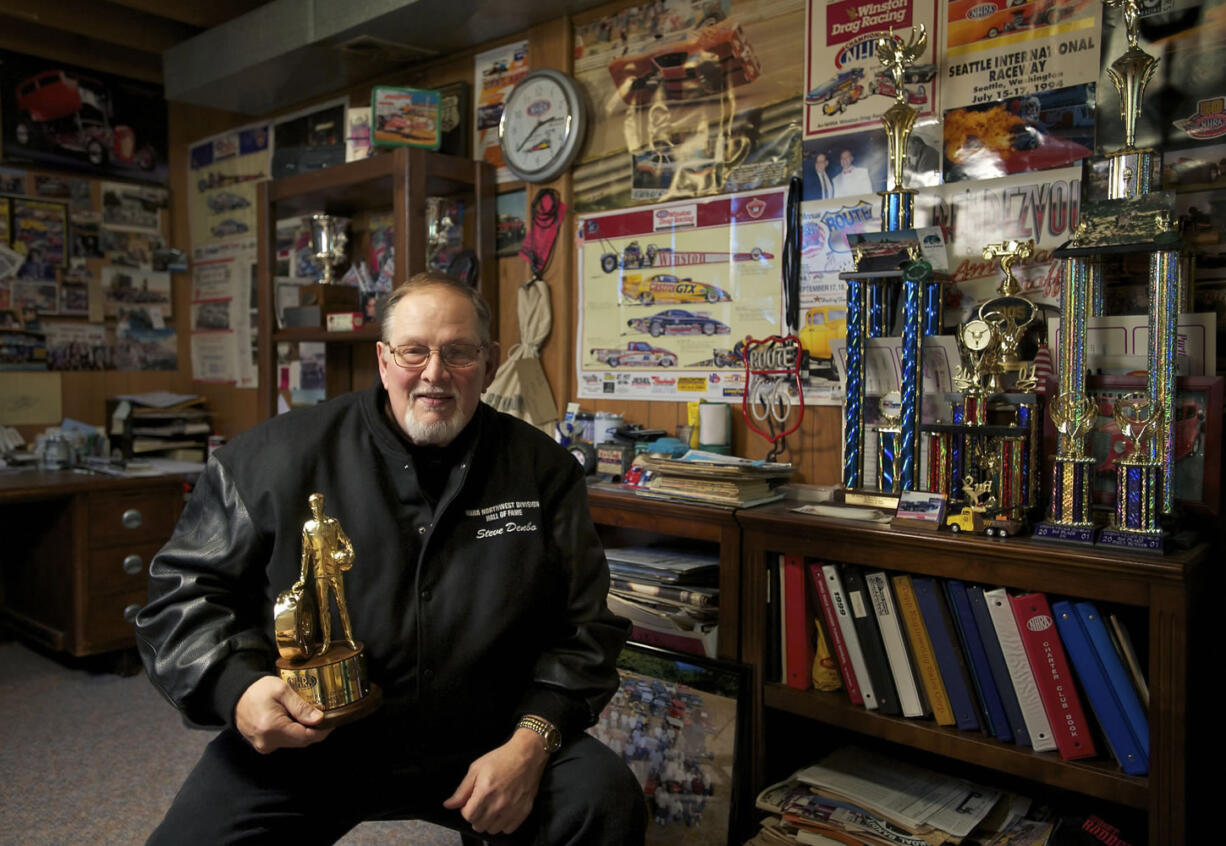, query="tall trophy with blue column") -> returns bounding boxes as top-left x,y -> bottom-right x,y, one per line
840,25 -> 948,507
1038,0 -> 1185,550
